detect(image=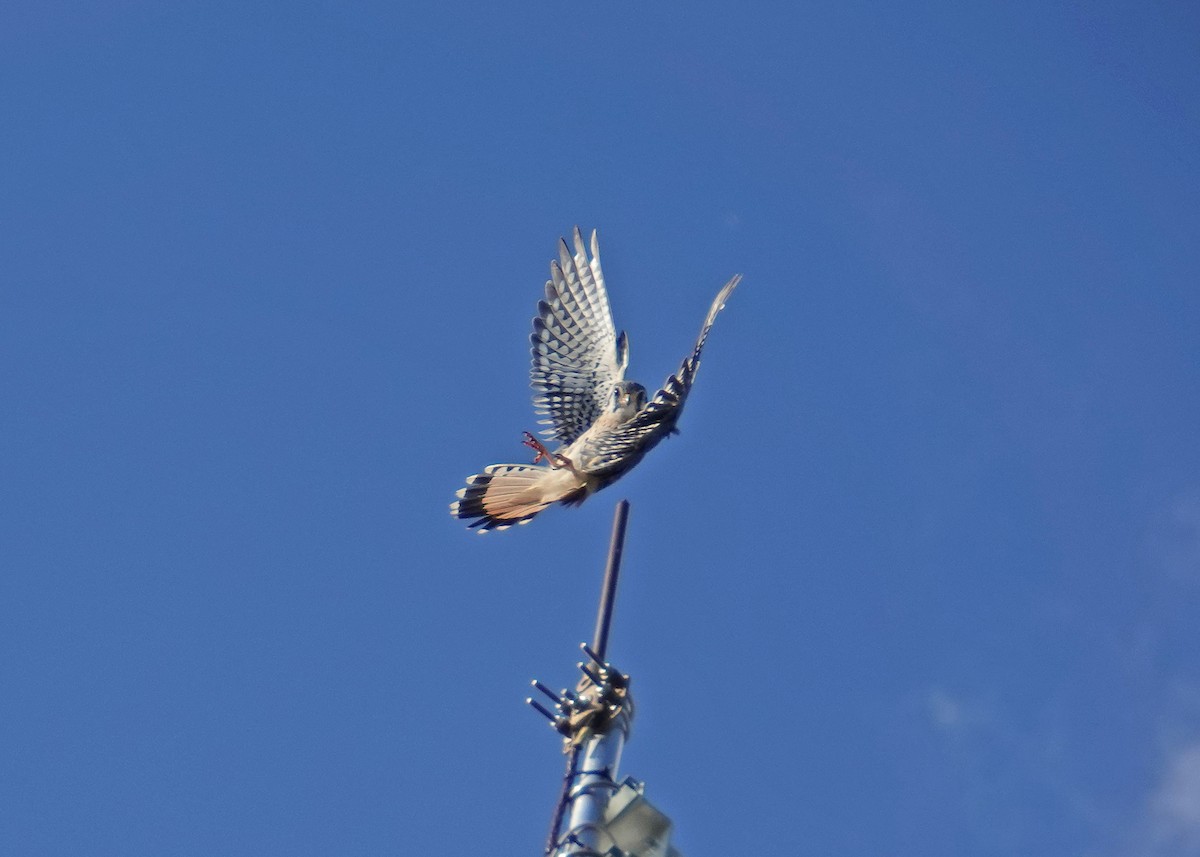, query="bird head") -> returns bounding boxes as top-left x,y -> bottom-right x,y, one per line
610,381 -> 648,420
